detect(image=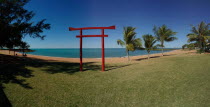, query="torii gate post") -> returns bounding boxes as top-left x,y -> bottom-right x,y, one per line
69,26 -> 115,72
